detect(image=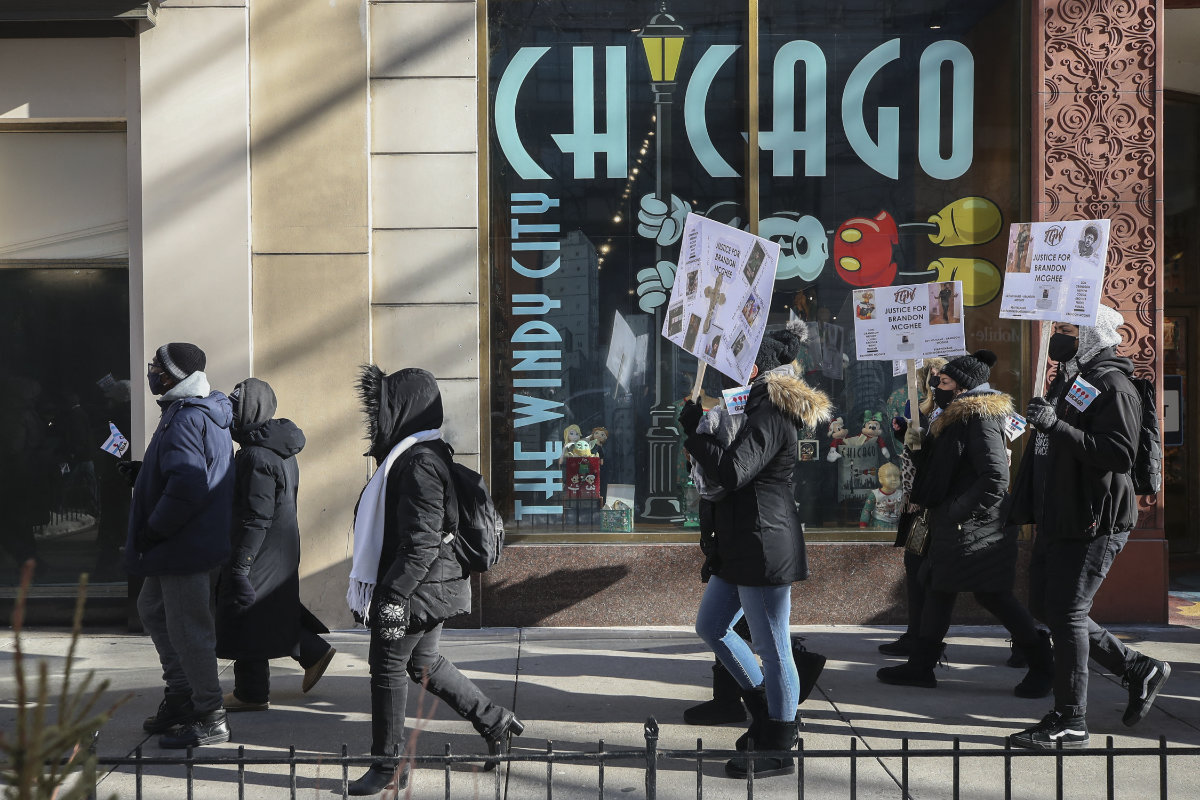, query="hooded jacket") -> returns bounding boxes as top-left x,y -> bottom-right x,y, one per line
358,366 -> 469,628
685,369 -> 833,586
1008,346 -> 1140,539
125,387 -> 234,576
216,378 -> 325,660
910,388 -> 1015,593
